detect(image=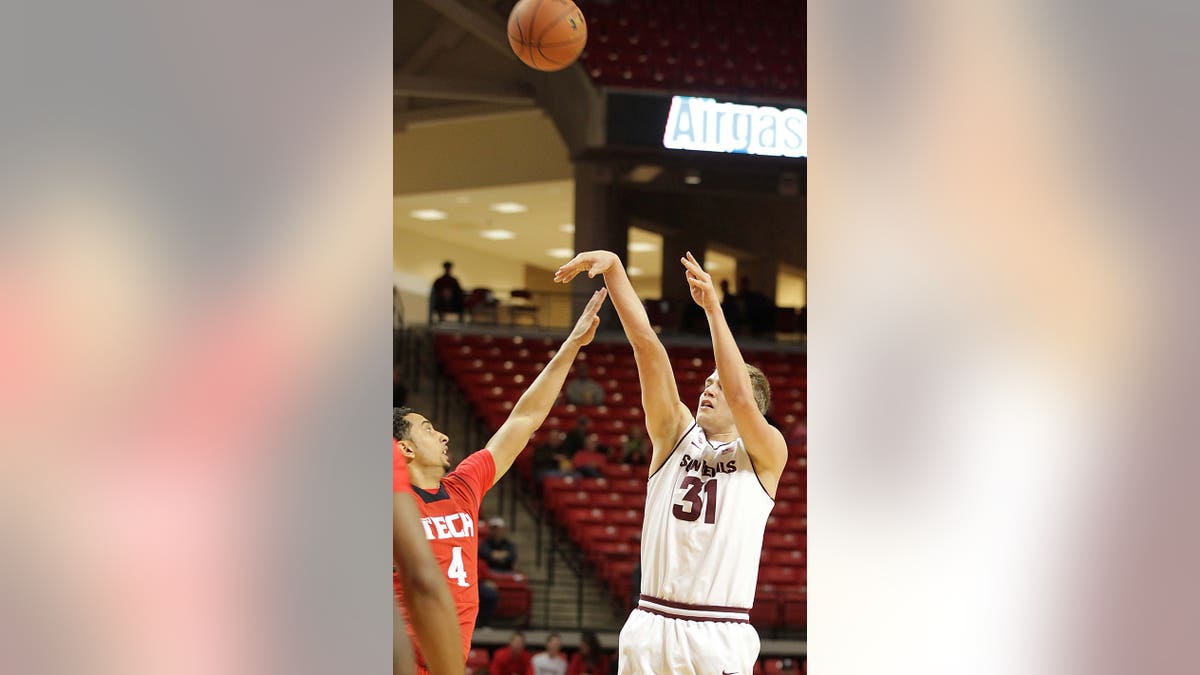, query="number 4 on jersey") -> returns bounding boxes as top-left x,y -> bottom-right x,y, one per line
672,476 -> 718,524
447,546 -> 469,587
